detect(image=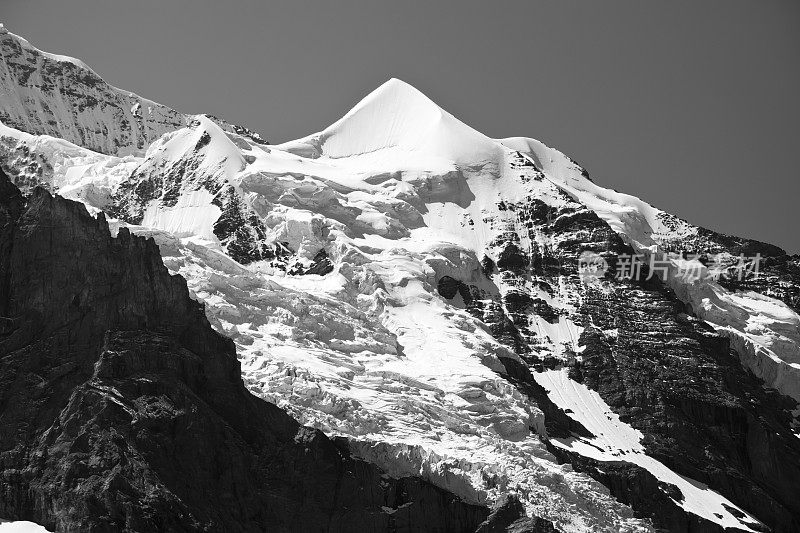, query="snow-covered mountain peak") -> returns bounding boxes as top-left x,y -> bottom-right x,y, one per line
146,114 -> 245,170
2,30 -> 799,530
278,77 -> 500,165
339,77 -> 441,125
